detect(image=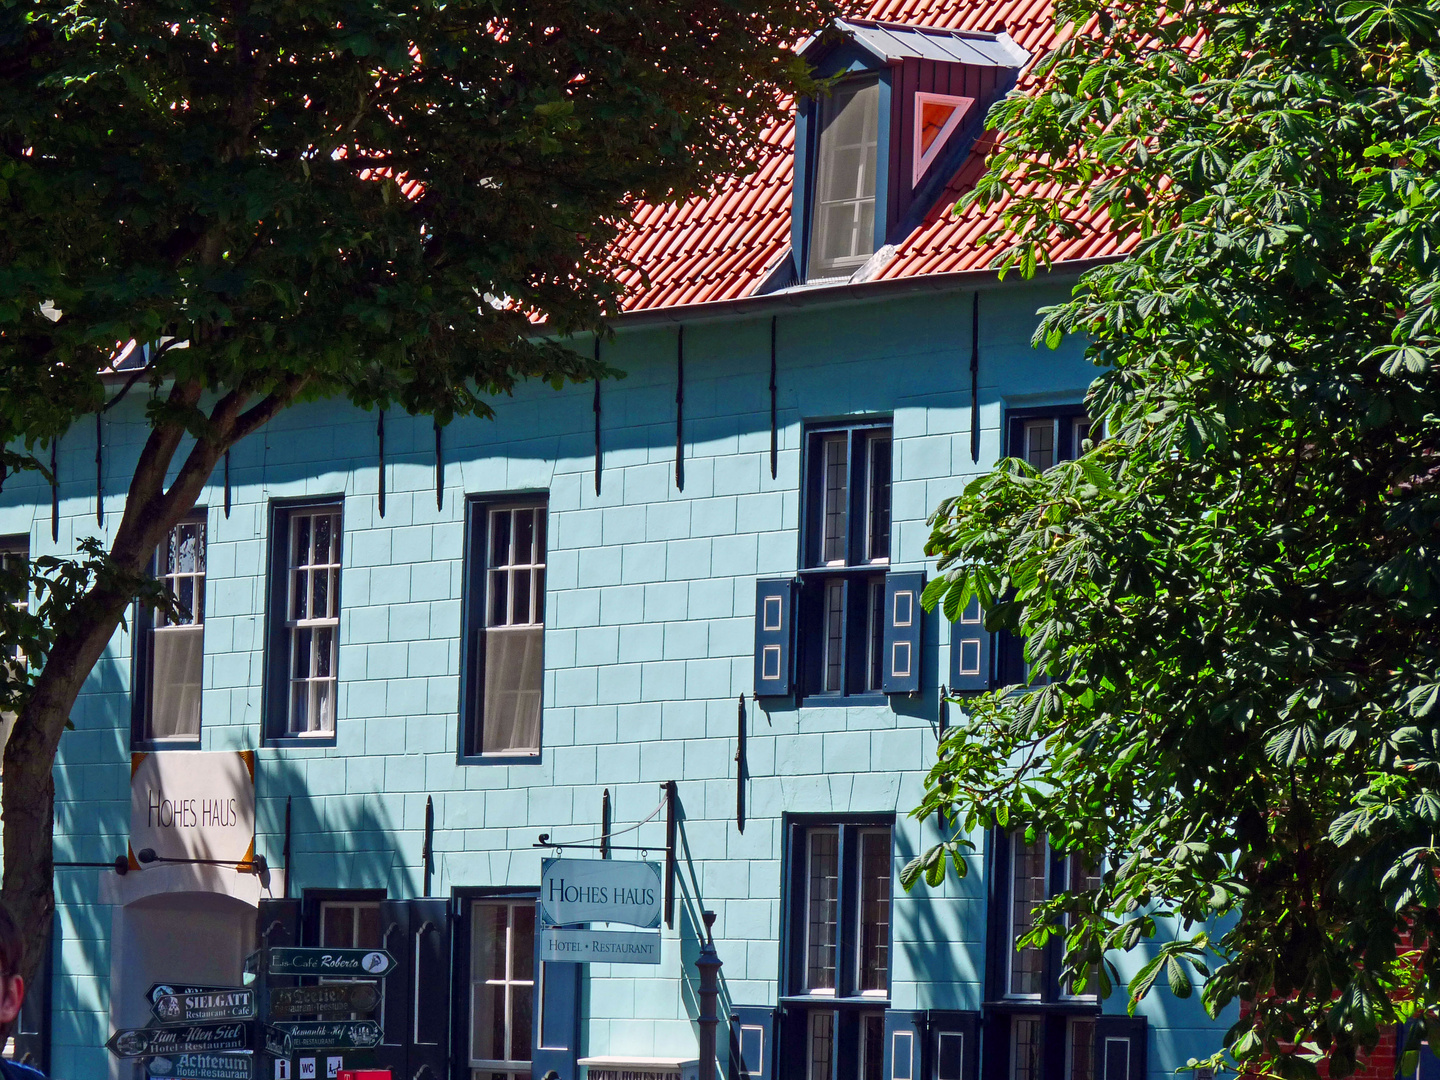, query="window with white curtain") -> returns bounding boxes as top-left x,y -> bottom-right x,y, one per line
462,497 -> 546,760
142,517 -> 206,742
